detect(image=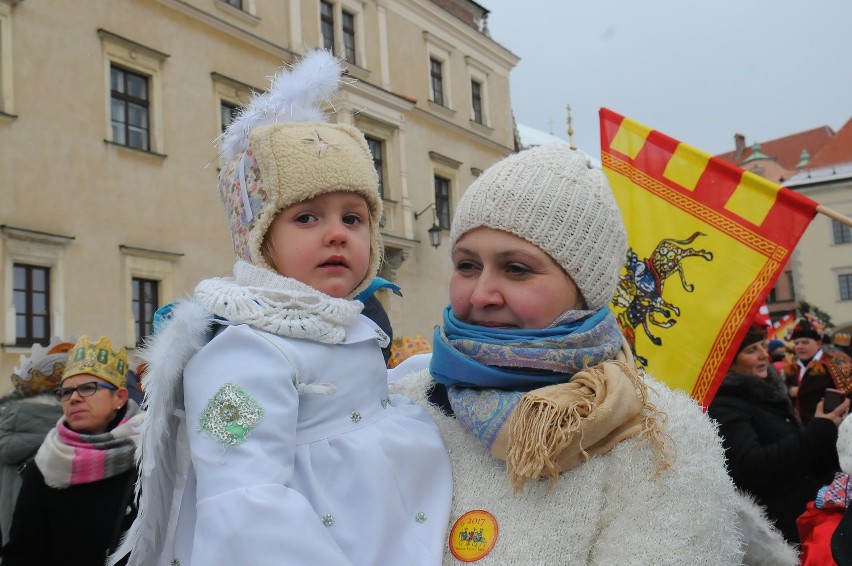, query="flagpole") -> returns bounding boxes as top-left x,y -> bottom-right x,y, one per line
817,205 -> 852,227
